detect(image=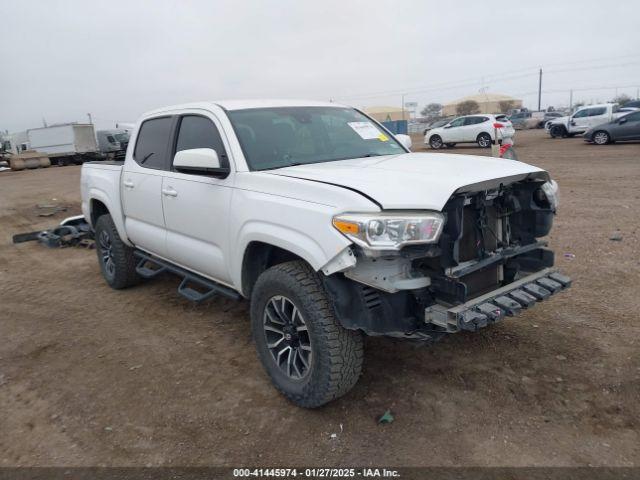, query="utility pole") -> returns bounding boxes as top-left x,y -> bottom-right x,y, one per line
569,89 -> 573,110
42,117 -> 48,127
537,68 -> 542,111
401,94 -> 405,121
87,113 -> 93,124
